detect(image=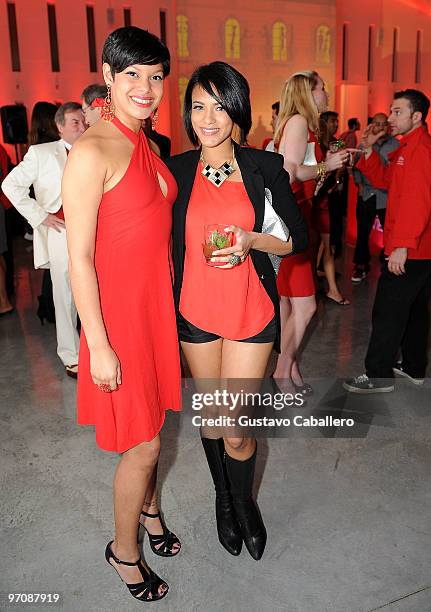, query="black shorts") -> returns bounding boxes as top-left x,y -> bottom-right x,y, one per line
178,313 -> 276,344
